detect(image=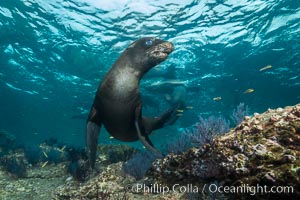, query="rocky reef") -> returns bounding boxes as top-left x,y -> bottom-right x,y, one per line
149,104 -> 300,199
1,104 -> 299,199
